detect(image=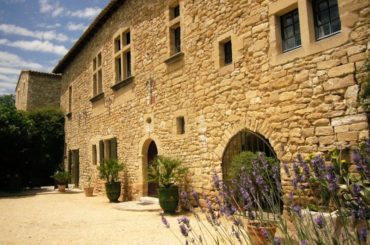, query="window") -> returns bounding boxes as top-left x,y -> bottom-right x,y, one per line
93,52 -> 103,96
92,145 -> 97,165
99,138 -> 117,163
218,38 -> 233,67
168,2 -> 181,56
68,86 -> 72,113
280,9 -> 301,52
176,116 -> 185,134
170,4 -> 180,19
313,0 -> 341,40
172,26 -> 181,54
223,40 -> 232,65
114,30 -> 132,83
